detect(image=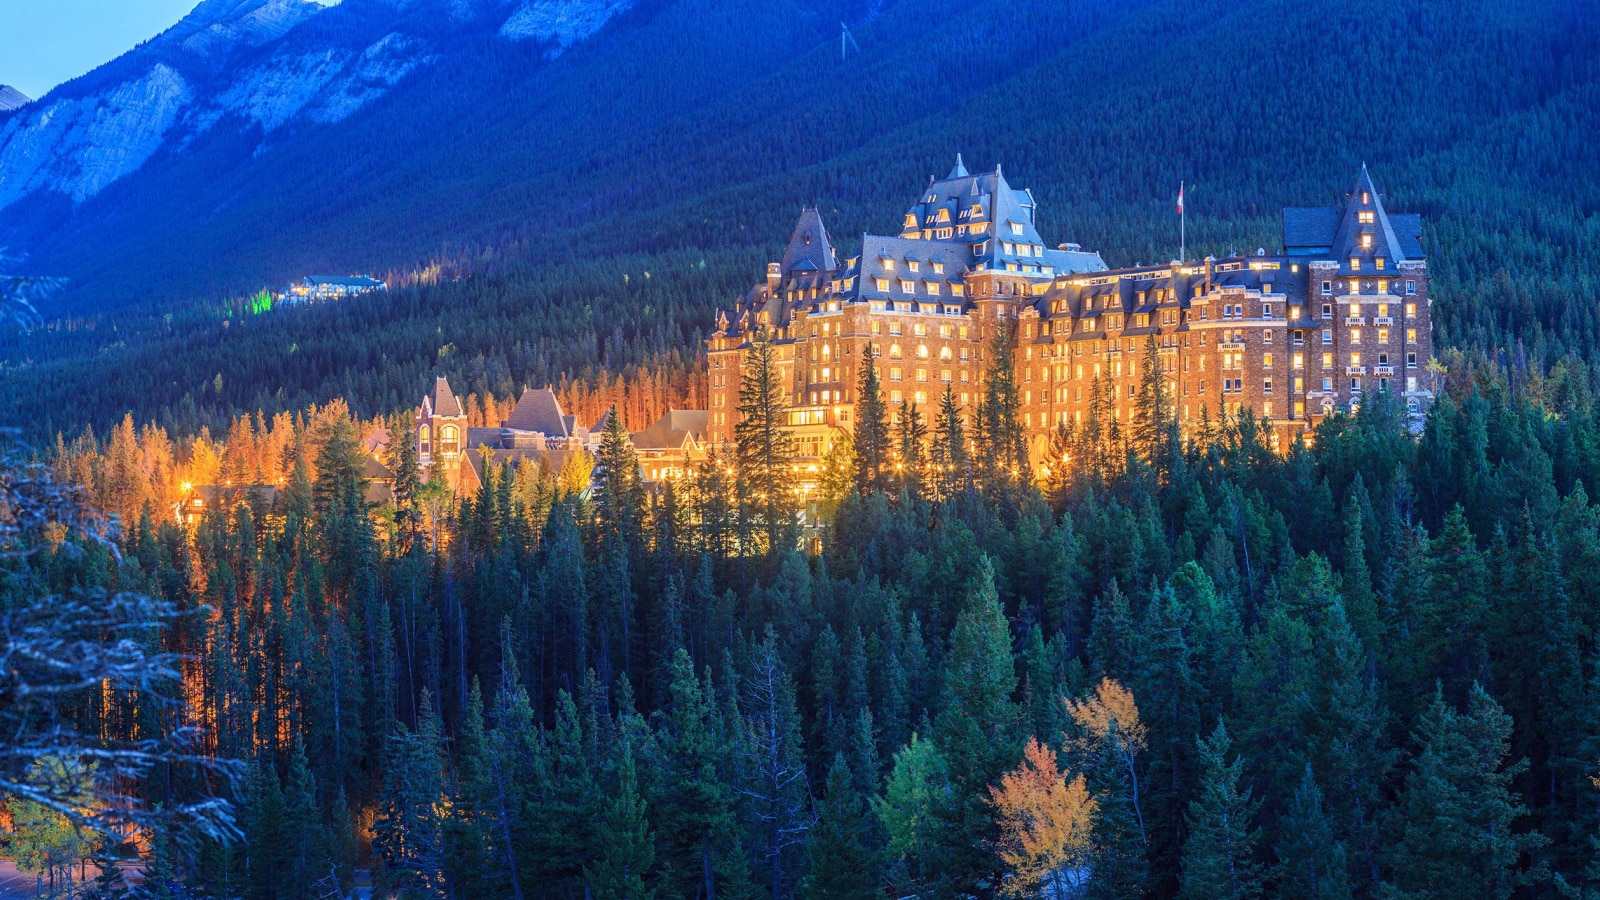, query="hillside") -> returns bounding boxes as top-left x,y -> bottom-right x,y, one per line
2,0 -> 1599,438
